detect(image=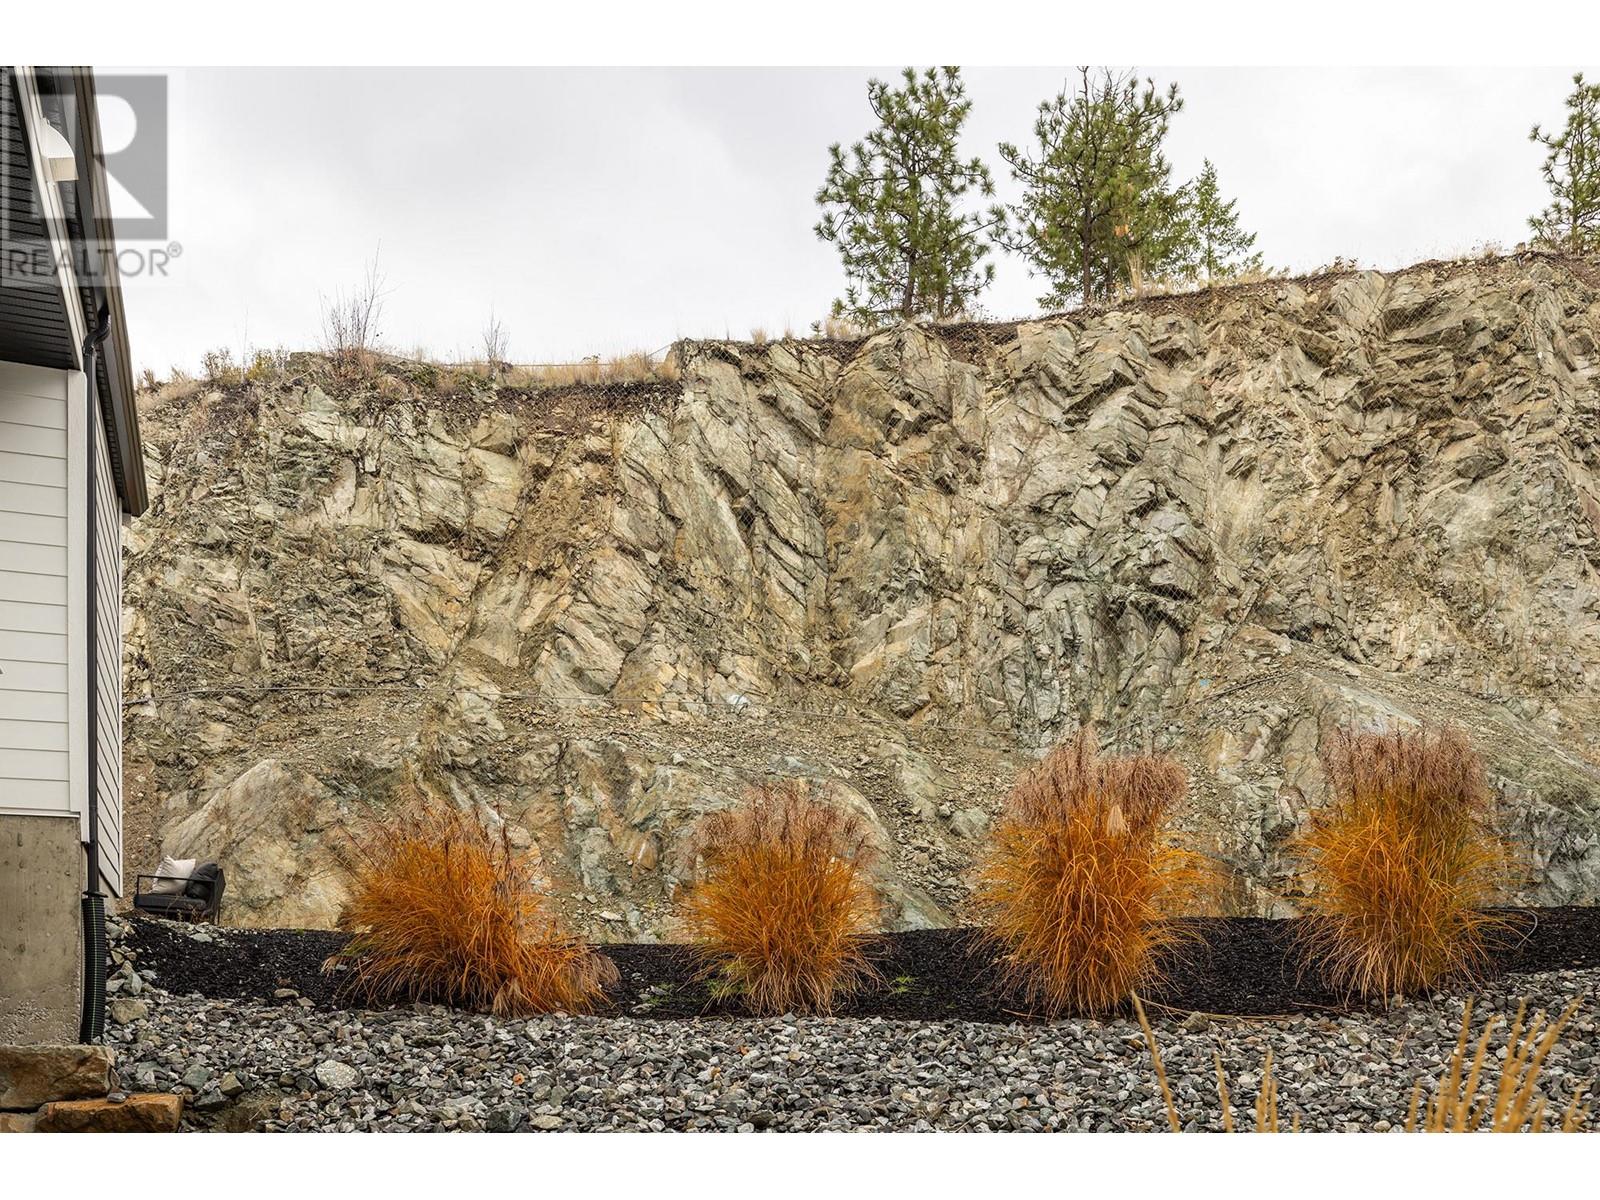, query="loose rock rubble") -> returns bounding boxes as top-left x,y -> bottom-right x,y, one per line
105,968 -> 1599,1133
105,916 -> 159,1011
105,913 -> 1599,1132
